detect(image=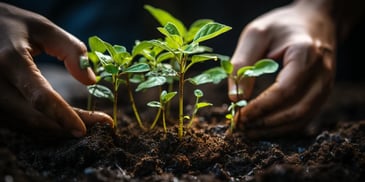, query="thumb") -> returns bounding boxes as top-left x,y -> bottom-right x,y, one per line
28,15 -> 95,85
228,25 -> 270,101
